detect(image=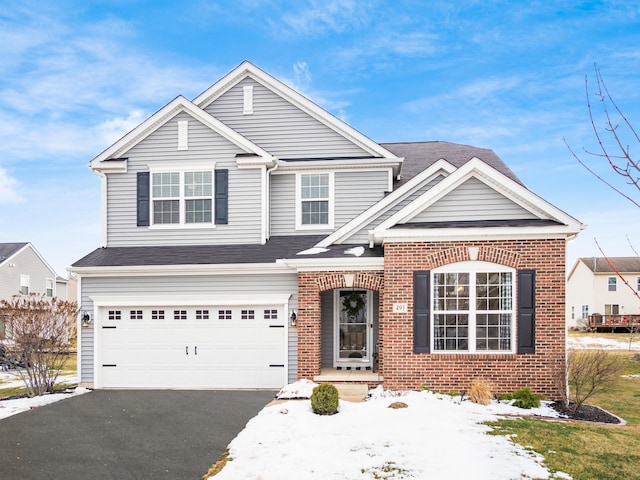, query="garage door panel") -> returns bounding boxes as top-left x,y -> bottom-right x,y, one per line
98,305 -> 287,389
